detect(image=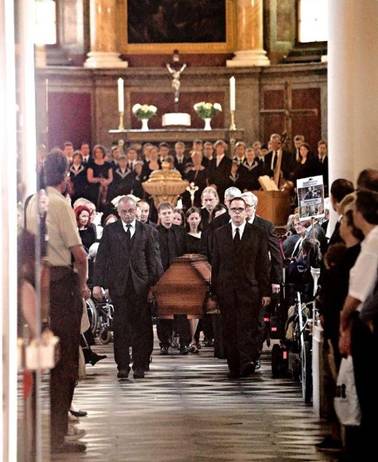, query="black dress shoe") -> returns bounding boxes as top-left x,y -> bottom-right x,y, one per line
240,362 -> 256,377
90,353 -> 107,366
255,360 -> 261,370
69,409 -> 87,418
133,368 -> 145,379
117,369 -> 130,379
51,442 -> 87,453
